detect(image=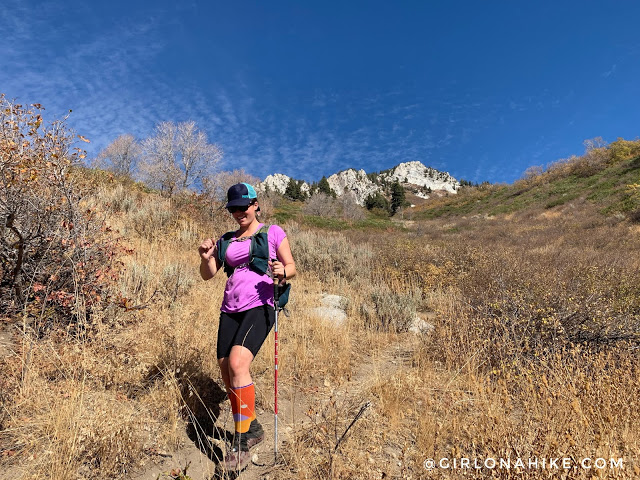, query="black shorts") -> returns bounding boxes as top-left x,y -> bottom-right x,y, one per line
217,305 -> 275,359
